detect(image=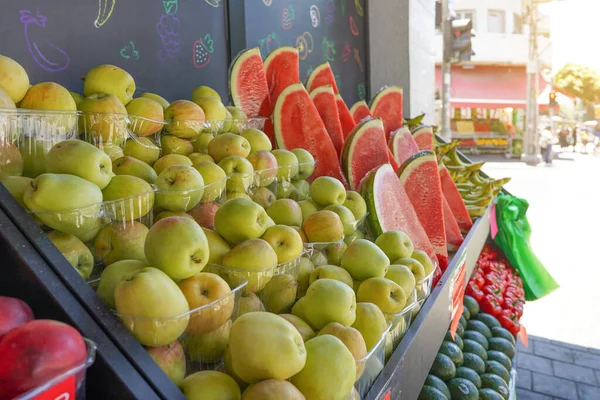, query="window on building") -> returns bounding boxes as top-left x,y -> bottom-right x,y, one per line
455,10 -> 476,30
488,10 -> 506,33
513,12 -> 523,34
